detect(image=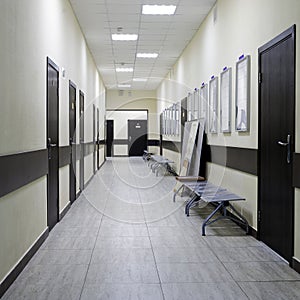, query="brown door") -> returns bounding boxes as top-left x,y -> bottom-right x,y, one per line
258,25 -> 295,263
106,120 -> 114,157
128,120 -> 147,156
79,91 -> 84,191
69,81 -> 76,203
47,58 -> 59,230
